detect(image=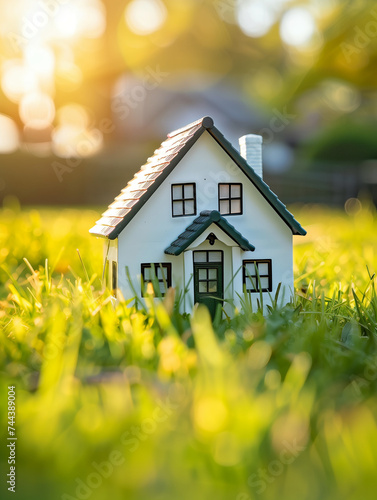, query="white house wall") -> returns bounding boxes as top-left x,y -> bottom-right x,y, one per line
118,131 -> 293,311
